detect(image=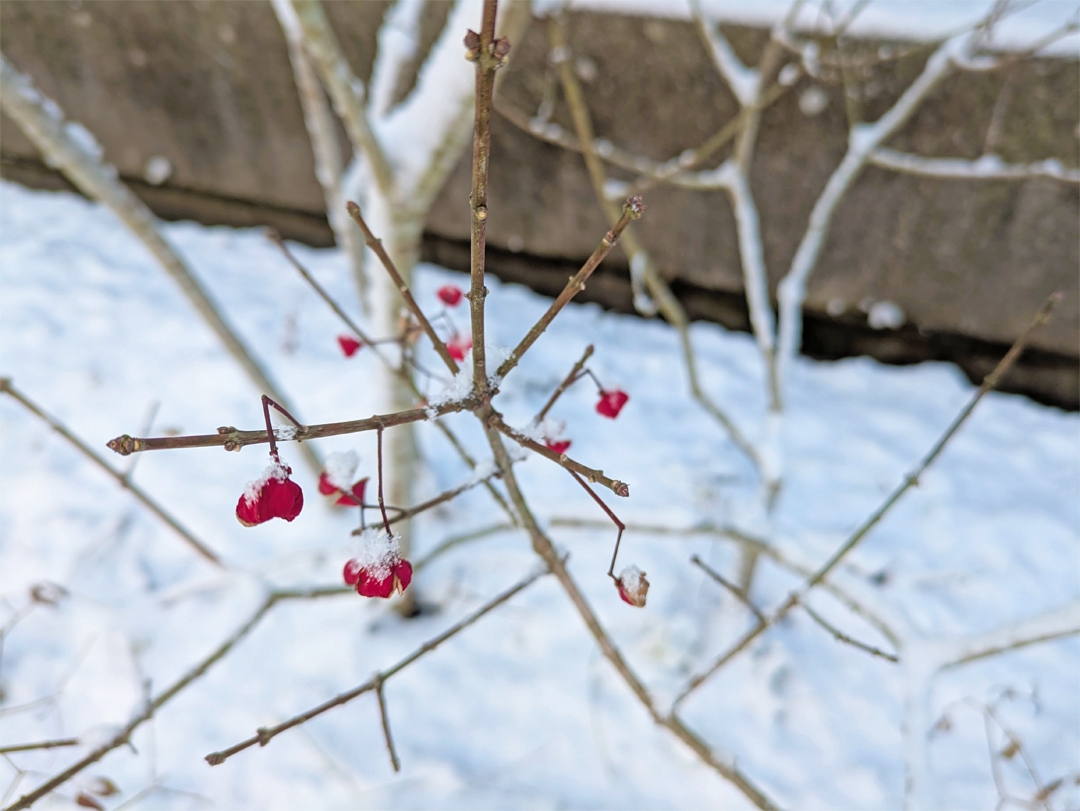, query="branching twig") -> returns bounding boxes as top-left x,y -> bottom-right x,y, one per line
2,585 -> 351,811
0,740 -> 79,756
1,378 -> 224,568
799,601 -> 899,663
675,292 -> 1062,706
346,202 -> 460,374
204,563 -> 551,765
495,197 -> 643,381
106,395 -> 481,457
491,415 -> 629,497
534,344 -> 593,424
267,230 -> 517,524
691,555 -> 766,624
